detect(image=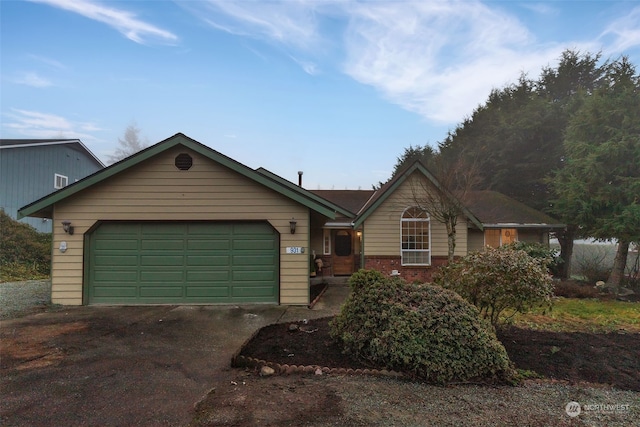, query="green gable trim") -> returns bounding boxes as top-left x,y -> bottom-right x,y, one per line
255,167 -> 354,219
353,161 -> 483,230
18,133 -> 337,220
